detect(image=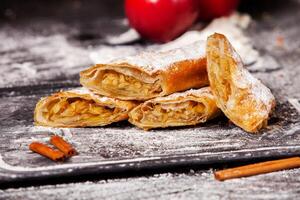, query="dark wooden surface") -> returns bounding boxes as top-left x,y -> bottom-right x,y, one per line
0,0 -> 300,199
